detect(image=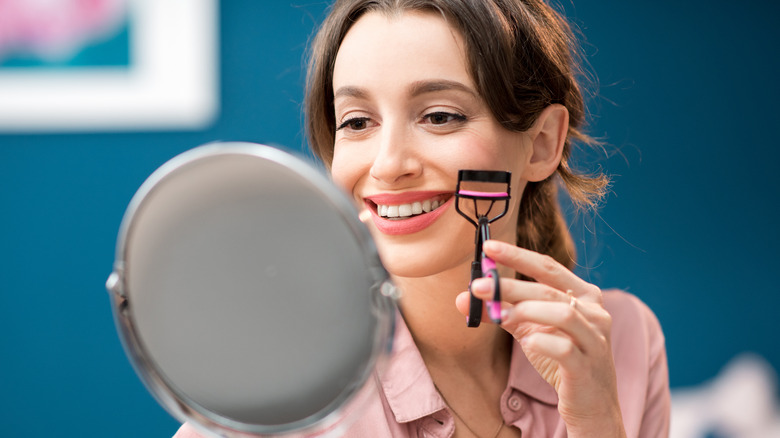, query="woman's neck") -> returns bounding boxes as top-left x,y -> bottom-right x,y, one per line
392,264 -> 512,378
